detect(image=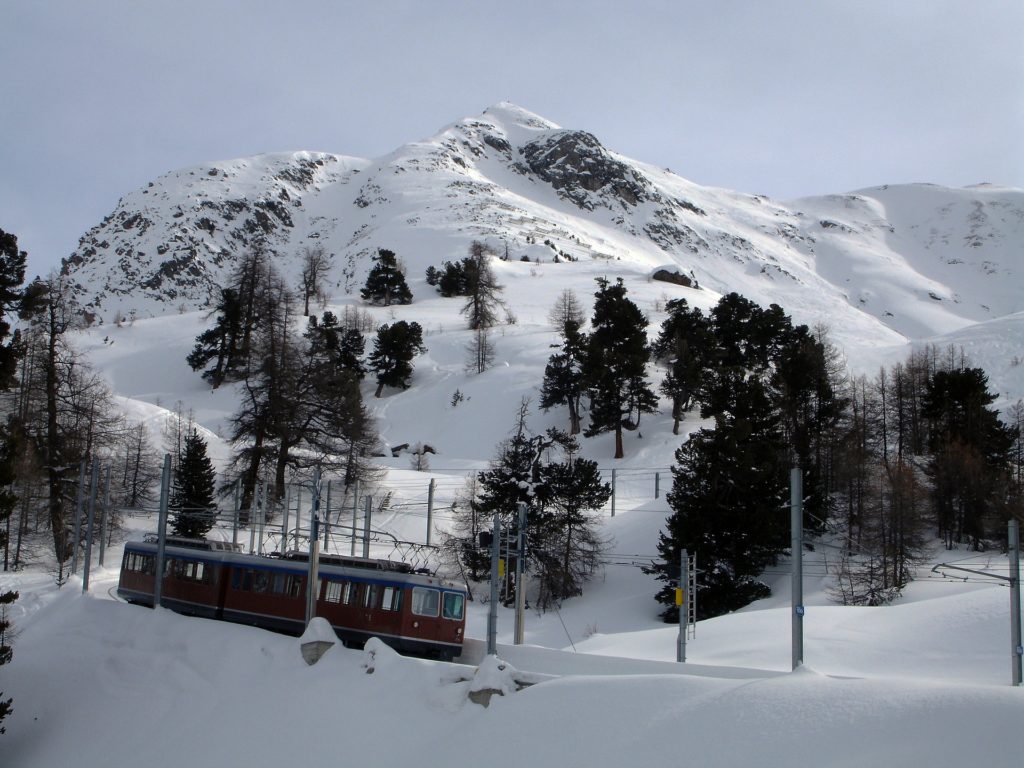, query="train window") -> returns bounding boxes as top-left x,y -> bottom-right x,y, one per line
362,584 -> 378,609
271,573 -> 286,594
381,586 -> 401,612
324,580 -> 343,603
411,587 -> 440,617
253,571 -> 269,593
442,592 -> 465,621
342,582 -> 354,605
287,575 -> 302,598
